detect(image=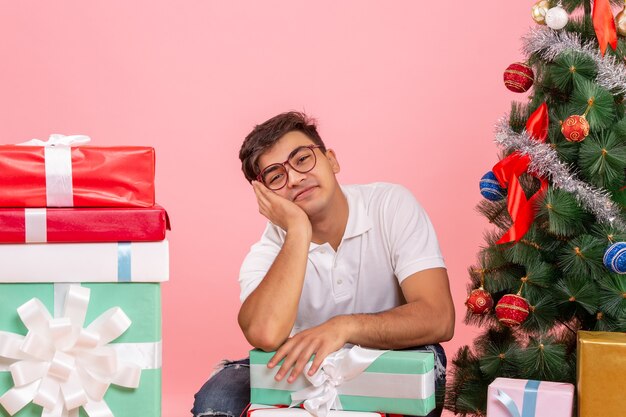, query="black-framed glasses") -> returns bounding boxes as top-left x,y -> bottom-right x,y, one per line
257,145 -> 322,190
